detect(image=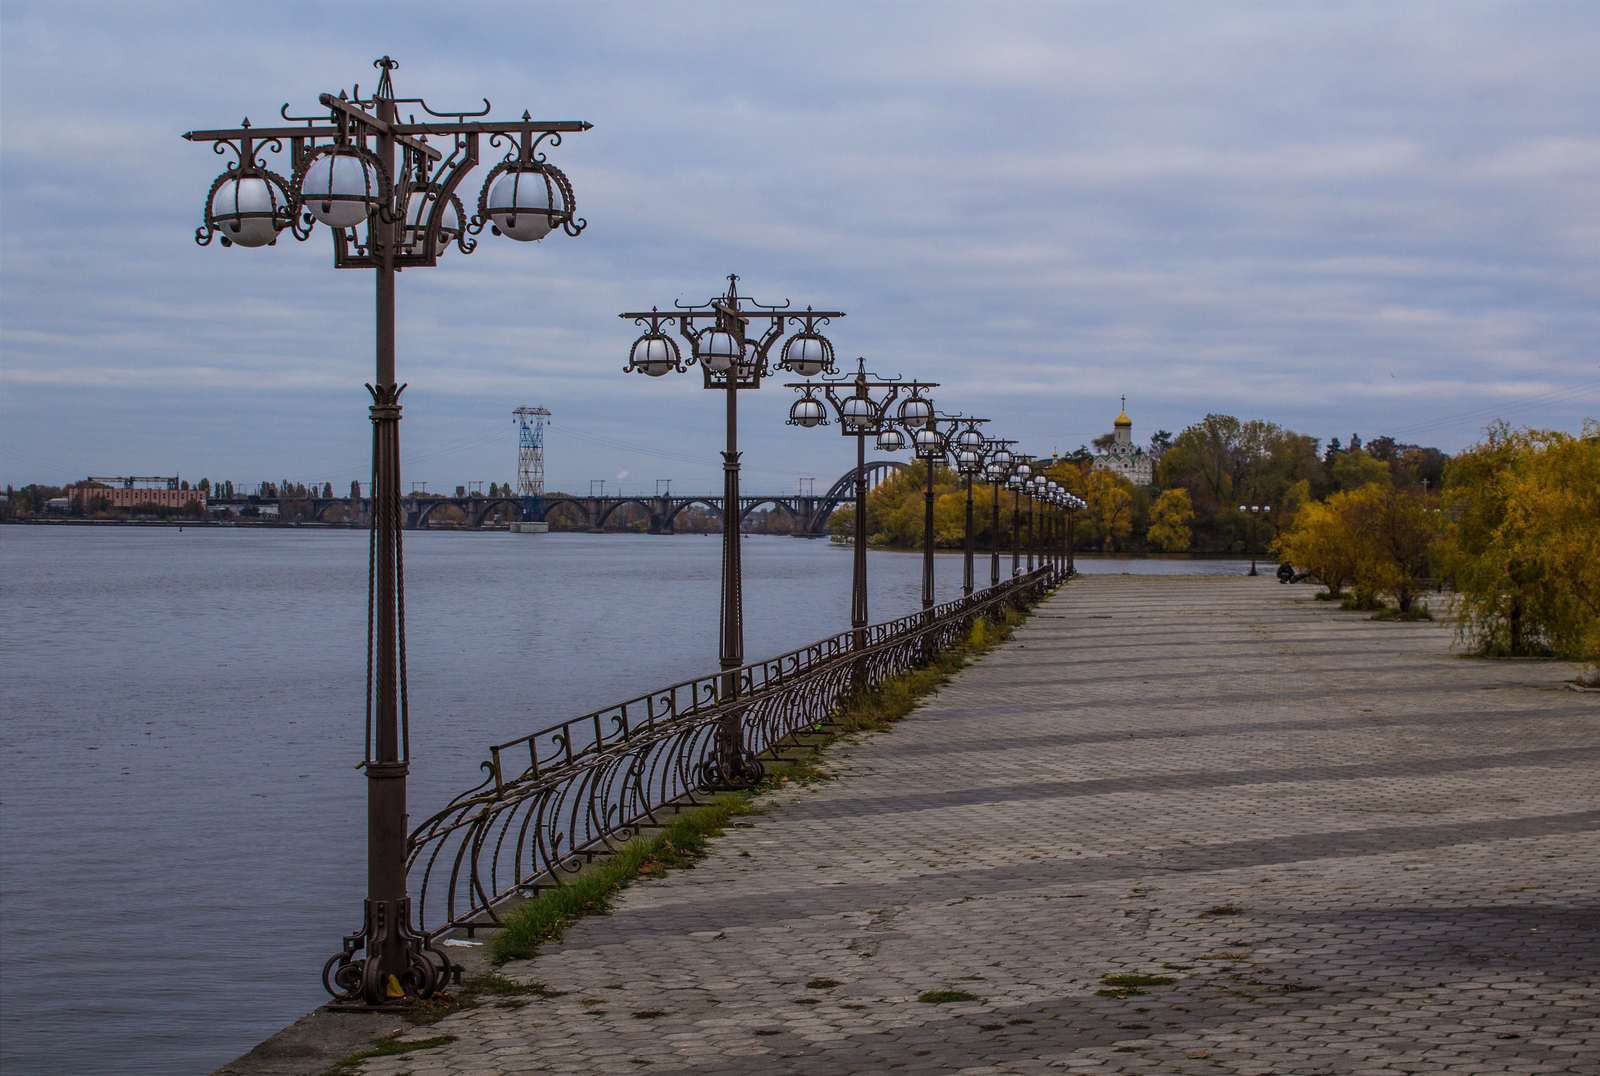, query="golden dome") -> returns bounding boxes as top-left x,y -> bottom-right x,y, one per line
1114,410 -> 1132,428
